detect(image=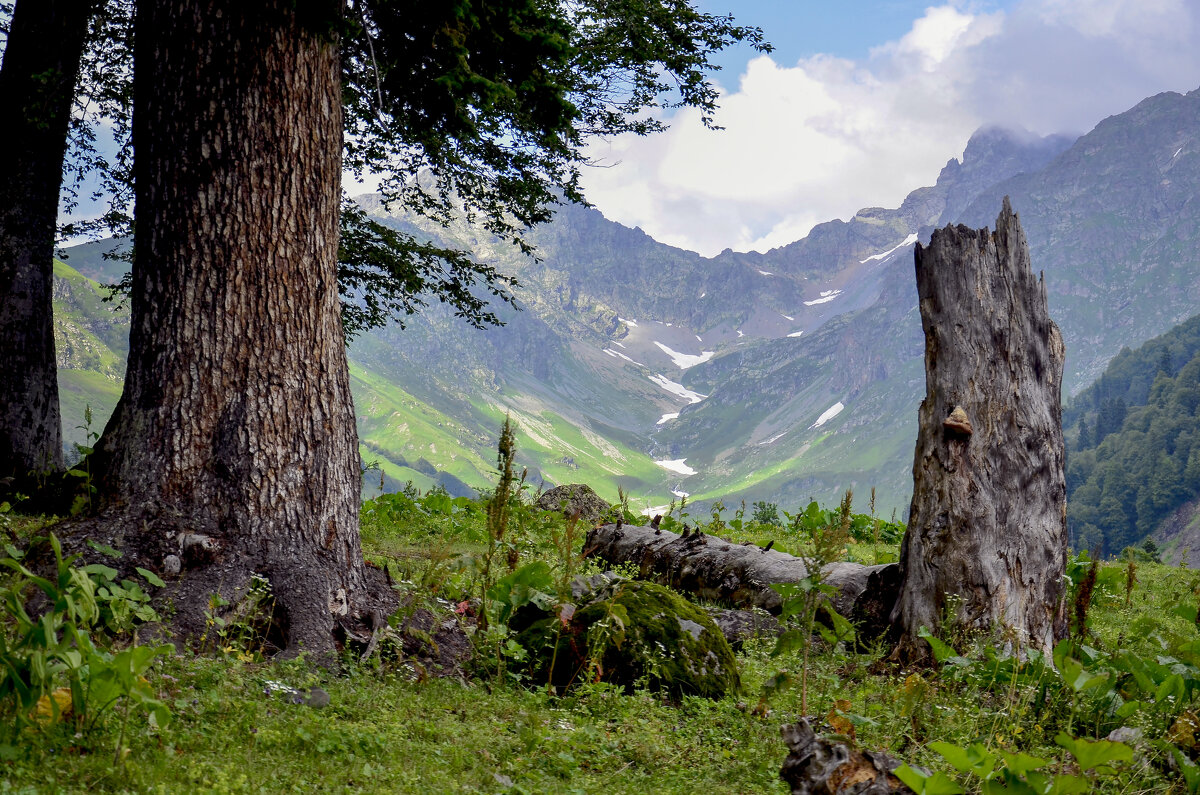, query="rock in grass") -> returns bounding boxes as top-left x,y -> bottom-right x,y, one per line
535,484 -> 611,523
